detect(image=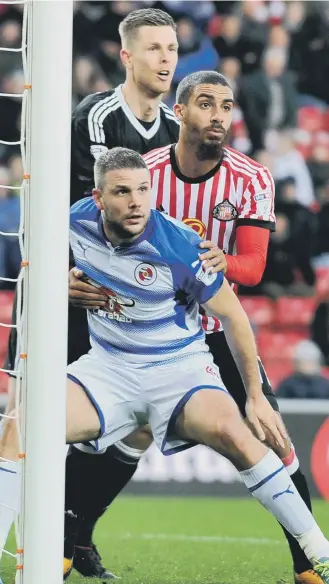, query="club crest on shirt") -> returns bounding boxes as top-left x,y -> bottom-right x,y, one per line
212,199 -> 238,222
134,263 -> 157,286
182,217 -> 207,239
